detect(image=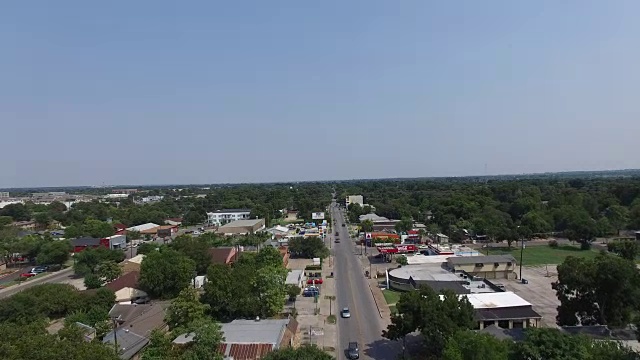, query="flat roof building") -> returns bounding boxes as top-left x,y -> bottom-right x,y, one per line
443,292 -> 542,330
207,209 -> 251,226
216,219 -> 265,235
447,255 -> 517,280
